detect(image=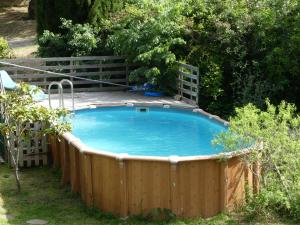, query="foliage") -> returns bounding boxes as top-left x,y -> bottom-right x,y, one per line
36,0 -> 127,35
36,0 -> 85,35
214,100 -> 300,220
0,37 -> 13,59
183,0 -> 300,116
35,0 -> 300,116
87,0 -> 127,26
37,19 -> 112,57
0,83 -> 71,191
107,1 -> 186,93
